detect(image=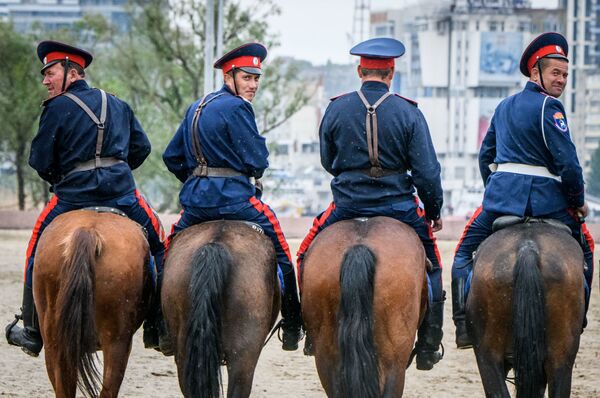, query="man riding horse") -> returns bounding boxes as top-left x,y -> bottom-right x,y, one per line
451,32 -> 595,349
162,42 -> 303,351
5,41 -> 166,356
296,37 -> 446,371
